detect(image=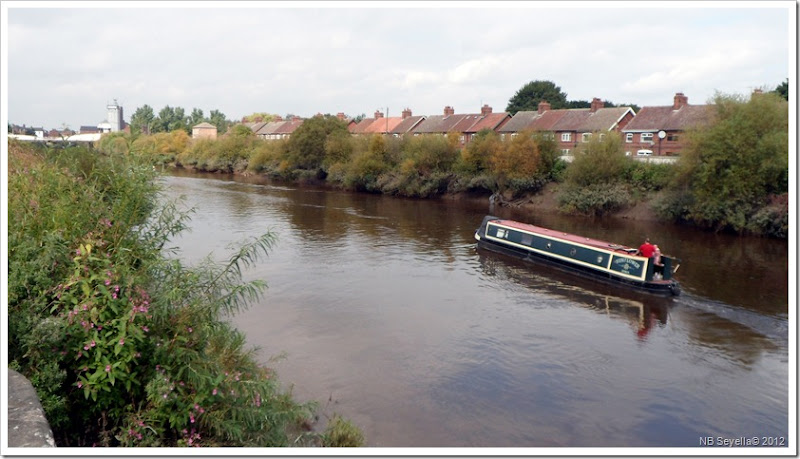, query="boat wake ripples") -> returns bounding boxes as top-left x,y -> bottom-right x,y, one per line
673,293 -> 788,344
